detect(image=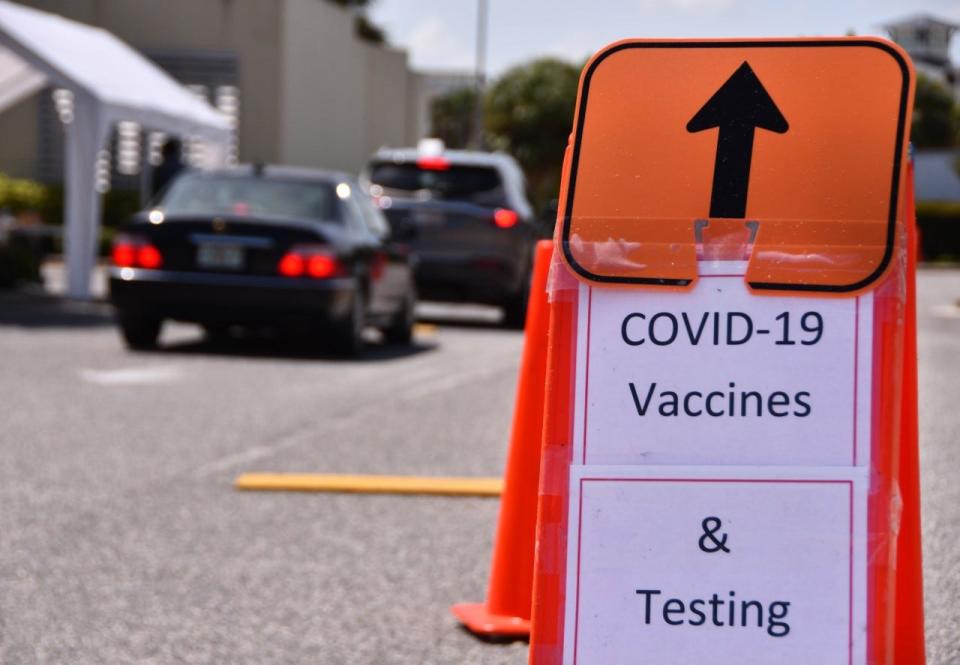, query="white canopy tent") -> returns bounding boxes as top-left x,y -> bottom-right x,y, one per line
0,0 -> 231,298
